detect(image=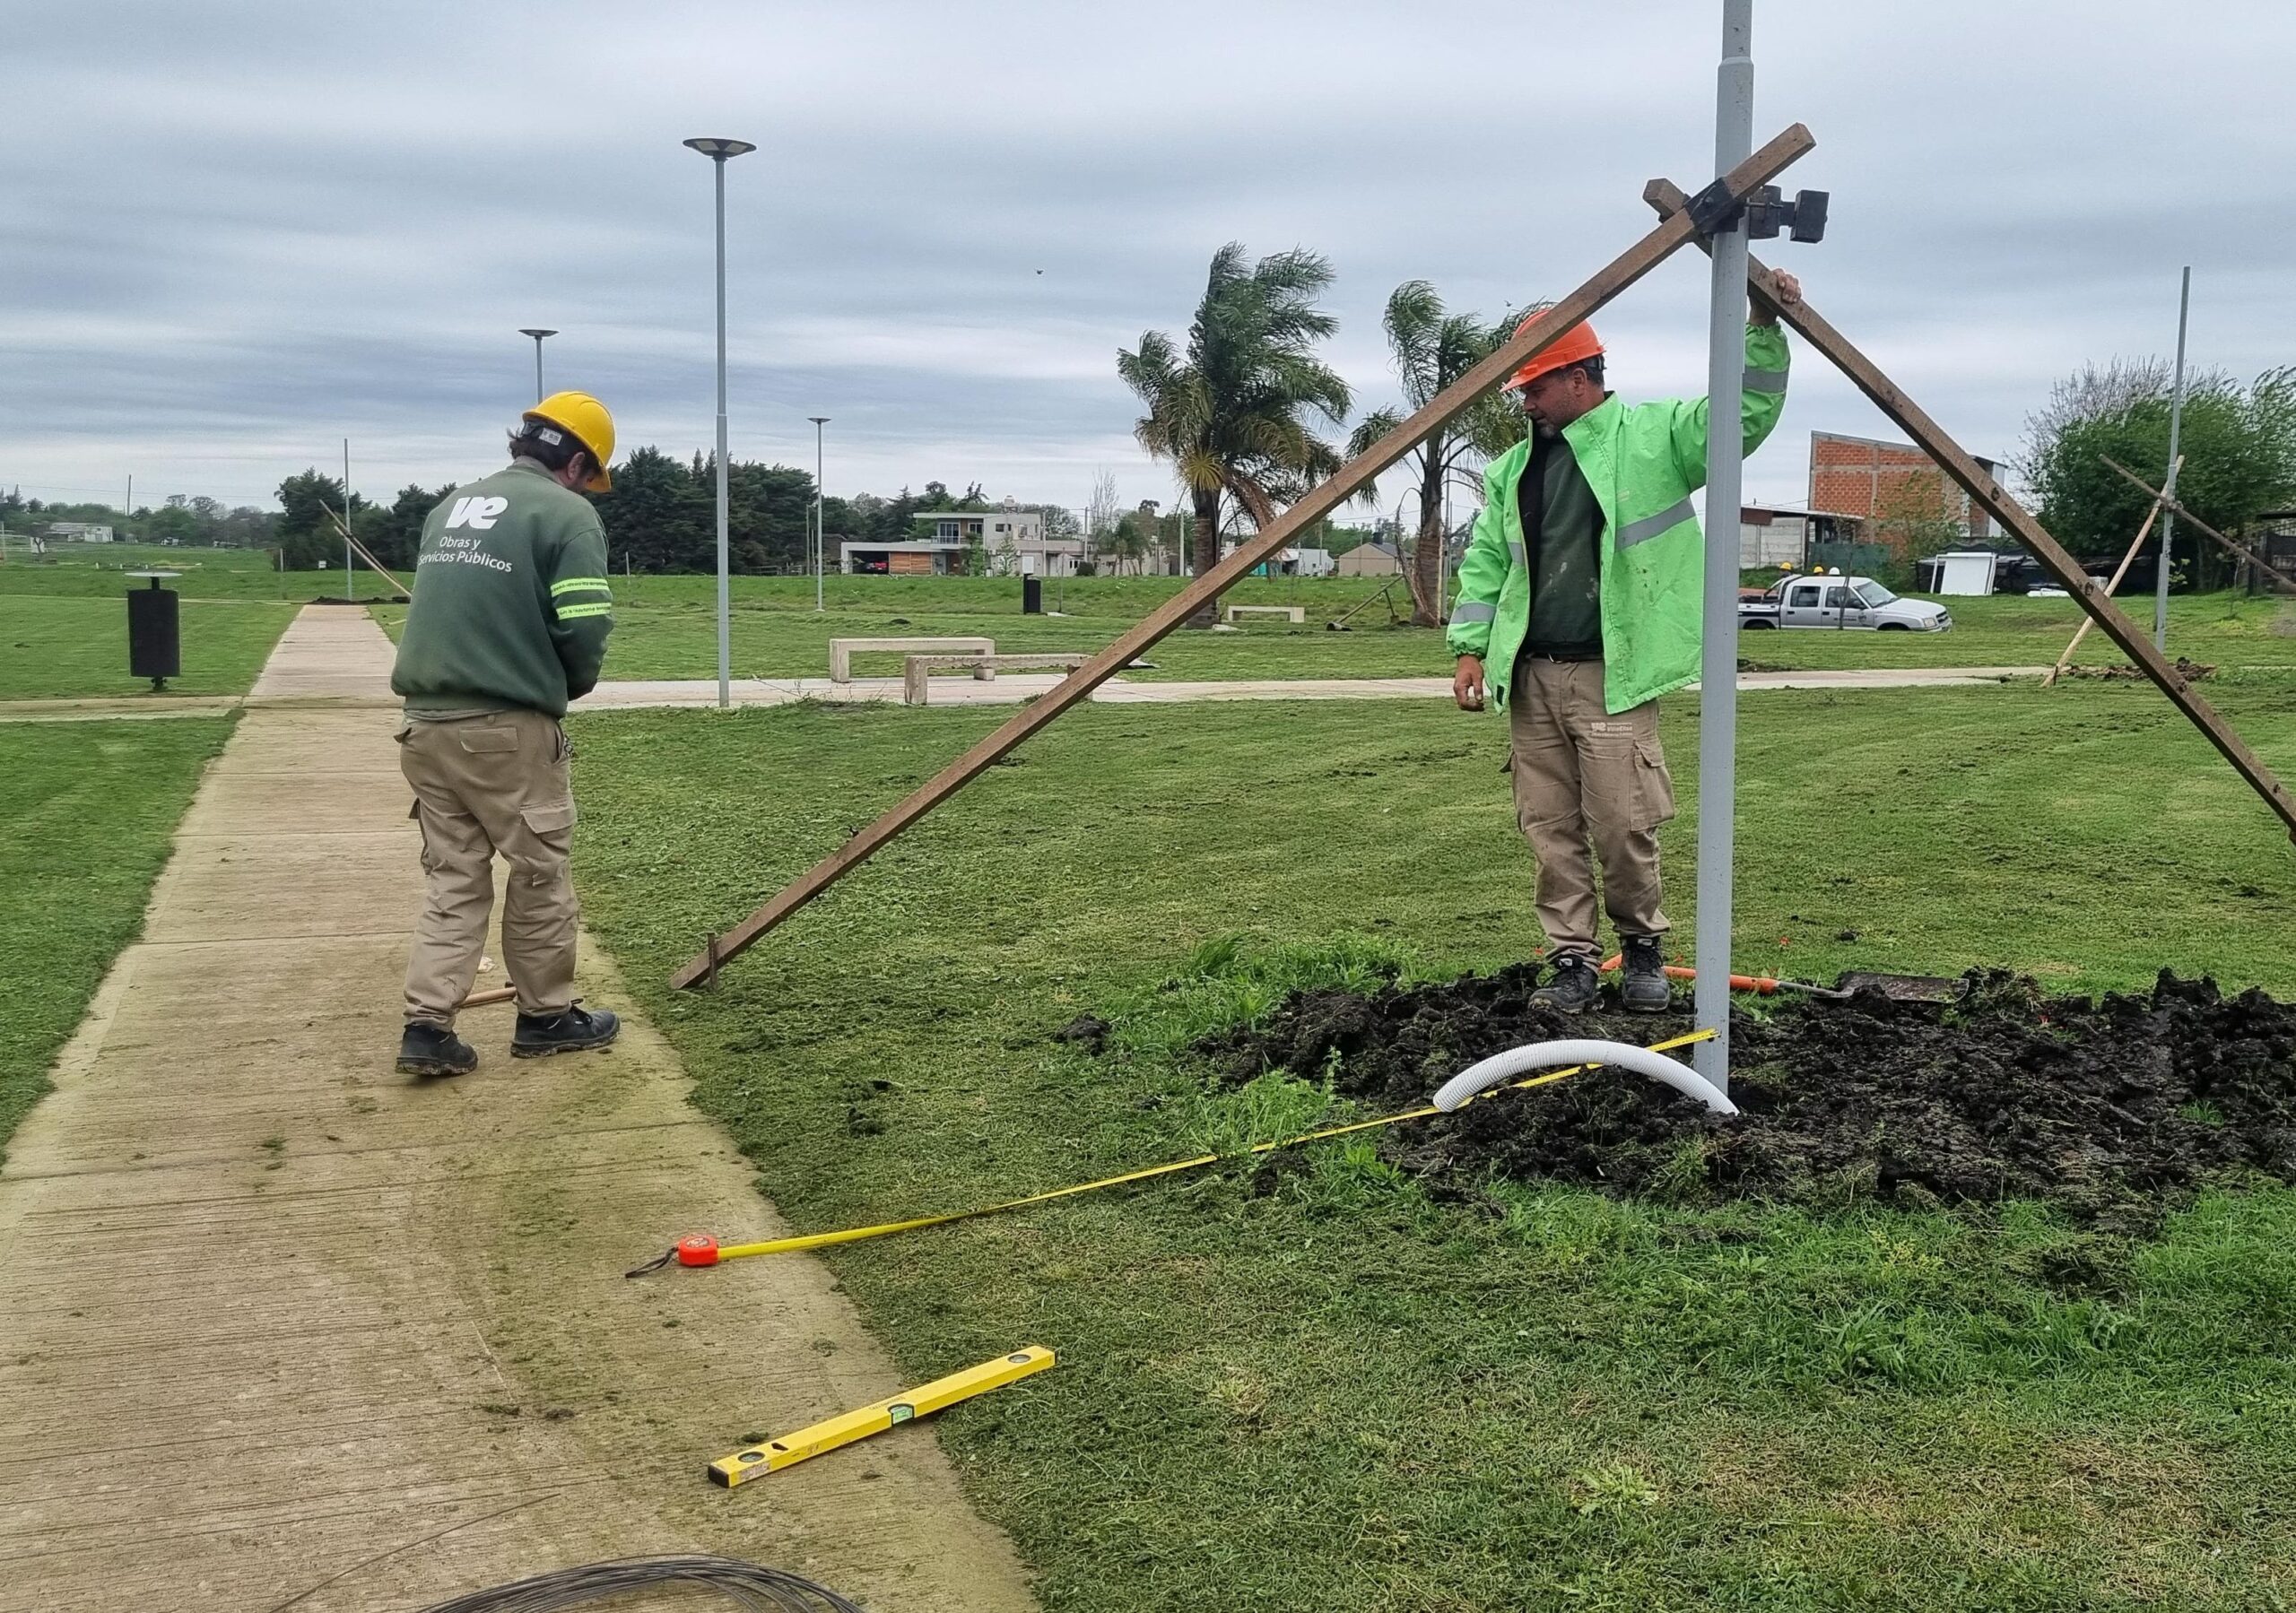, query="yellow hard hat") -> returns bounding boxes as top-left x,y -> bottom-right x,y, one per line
523,390 -> 616,492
